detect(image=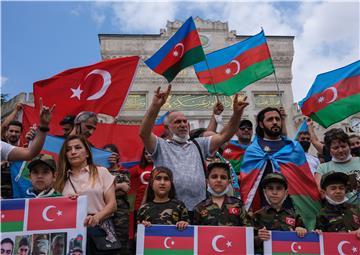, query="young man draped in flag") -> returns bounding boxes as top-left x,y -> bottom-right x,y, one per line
145,16 -> 205,83
240,107 -> 321,230
299,60 -> 360,128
